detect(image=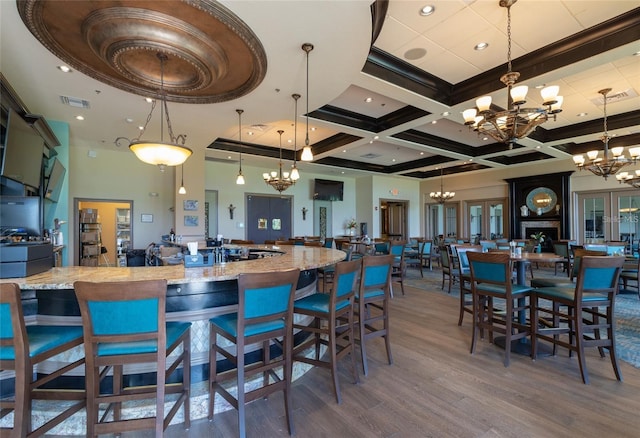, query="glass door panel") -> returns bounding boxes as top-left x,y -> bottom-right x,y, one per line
613,192 -> 640,252
489,202 -> 504,239
577,193 -> 608,243
469,203 -> 483,242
